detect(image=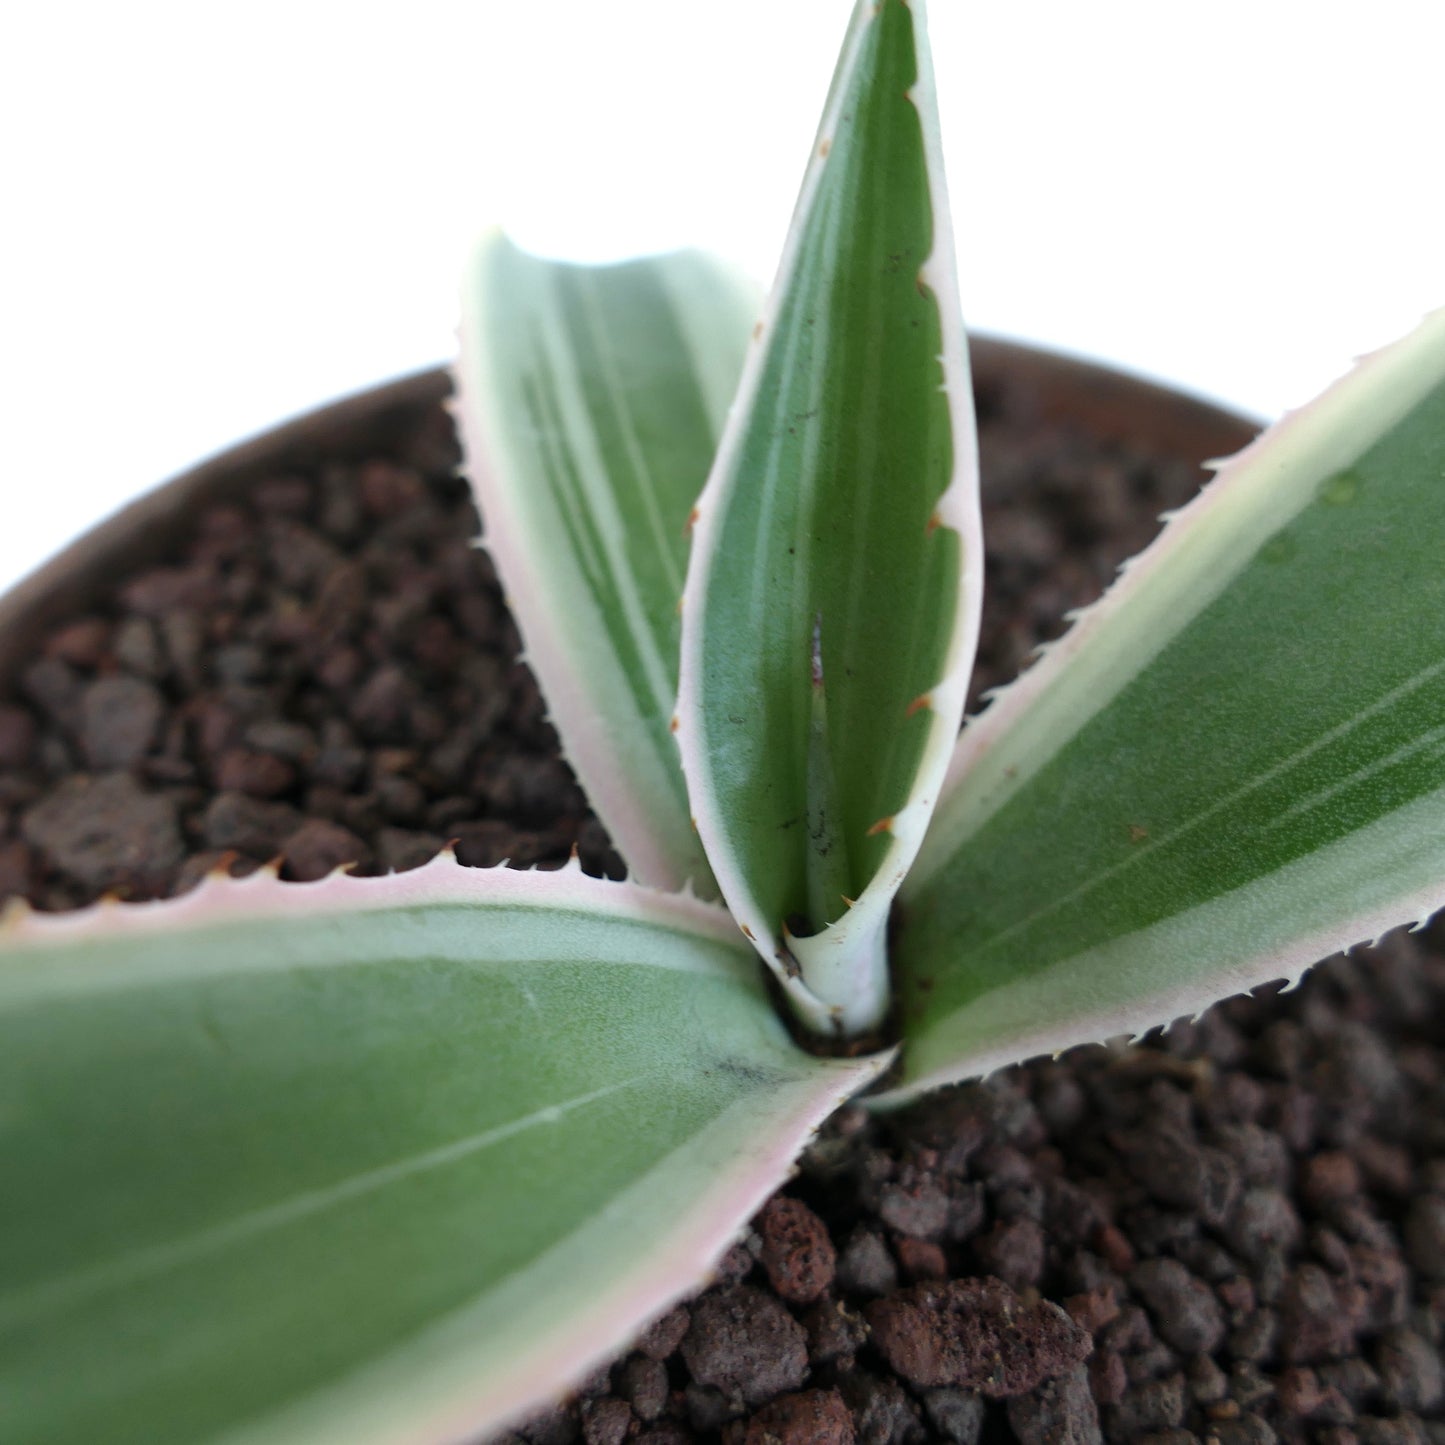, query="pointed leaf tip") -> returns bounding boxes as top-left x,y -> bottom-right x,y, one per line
675,0 -> 980,1040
